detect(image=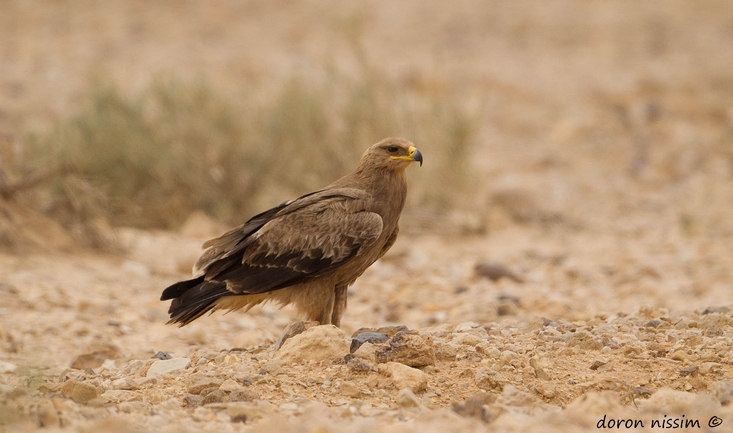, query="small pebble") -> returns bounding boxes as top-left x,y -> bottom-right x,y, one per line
152,351 -> 172,360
